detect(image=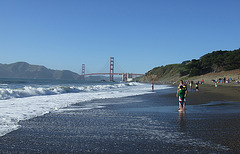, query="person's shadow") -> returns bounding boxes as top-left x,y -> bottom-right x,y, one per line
178,111 -> 186,132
